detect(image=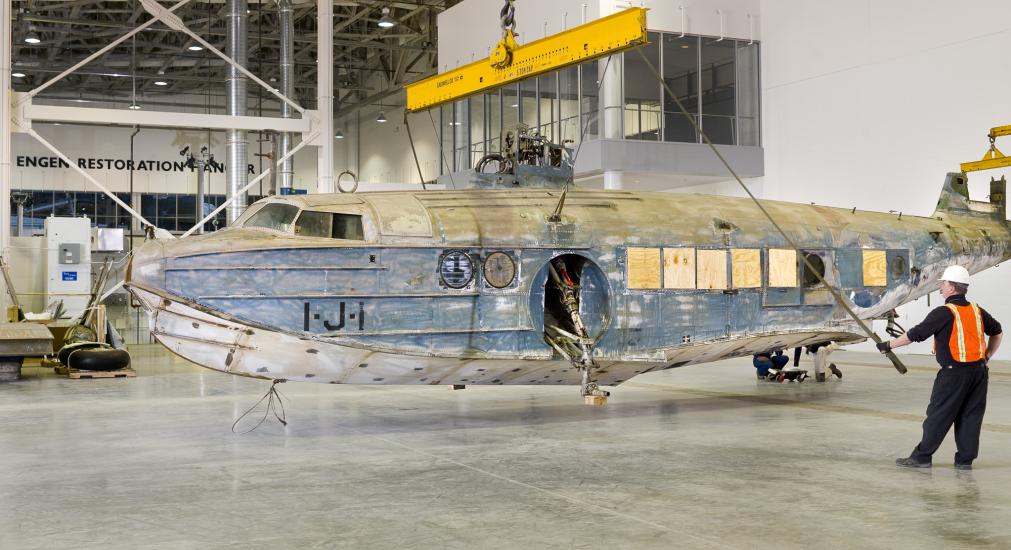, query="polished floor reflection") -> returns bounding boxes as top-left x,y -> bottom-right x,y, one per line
1,346 -> 1009,549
